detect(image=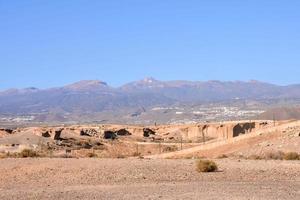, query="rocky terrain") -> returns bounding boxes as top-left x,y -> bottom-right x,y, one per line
0,121 -> 276,158
0,120 -> 299,159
